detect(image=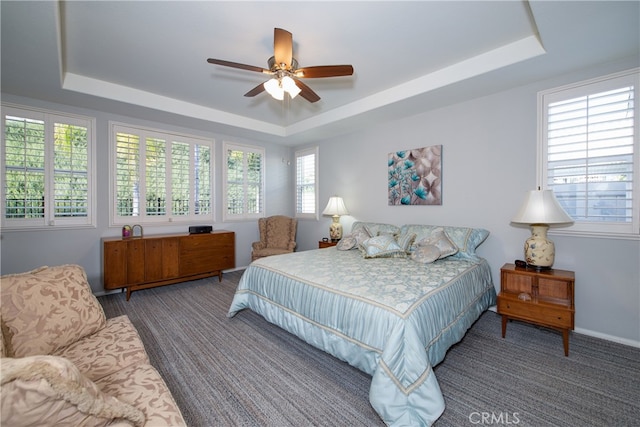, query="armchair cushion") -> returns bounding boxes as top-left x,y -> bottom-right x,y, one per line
0,265 -> 106,358
252,215 -> 297,261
